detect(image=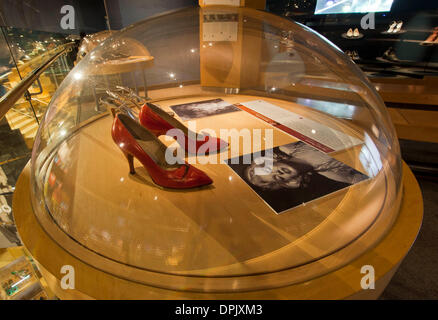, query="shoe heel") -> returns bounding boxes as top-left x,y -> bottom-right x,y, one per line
123,152 -> 136,174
